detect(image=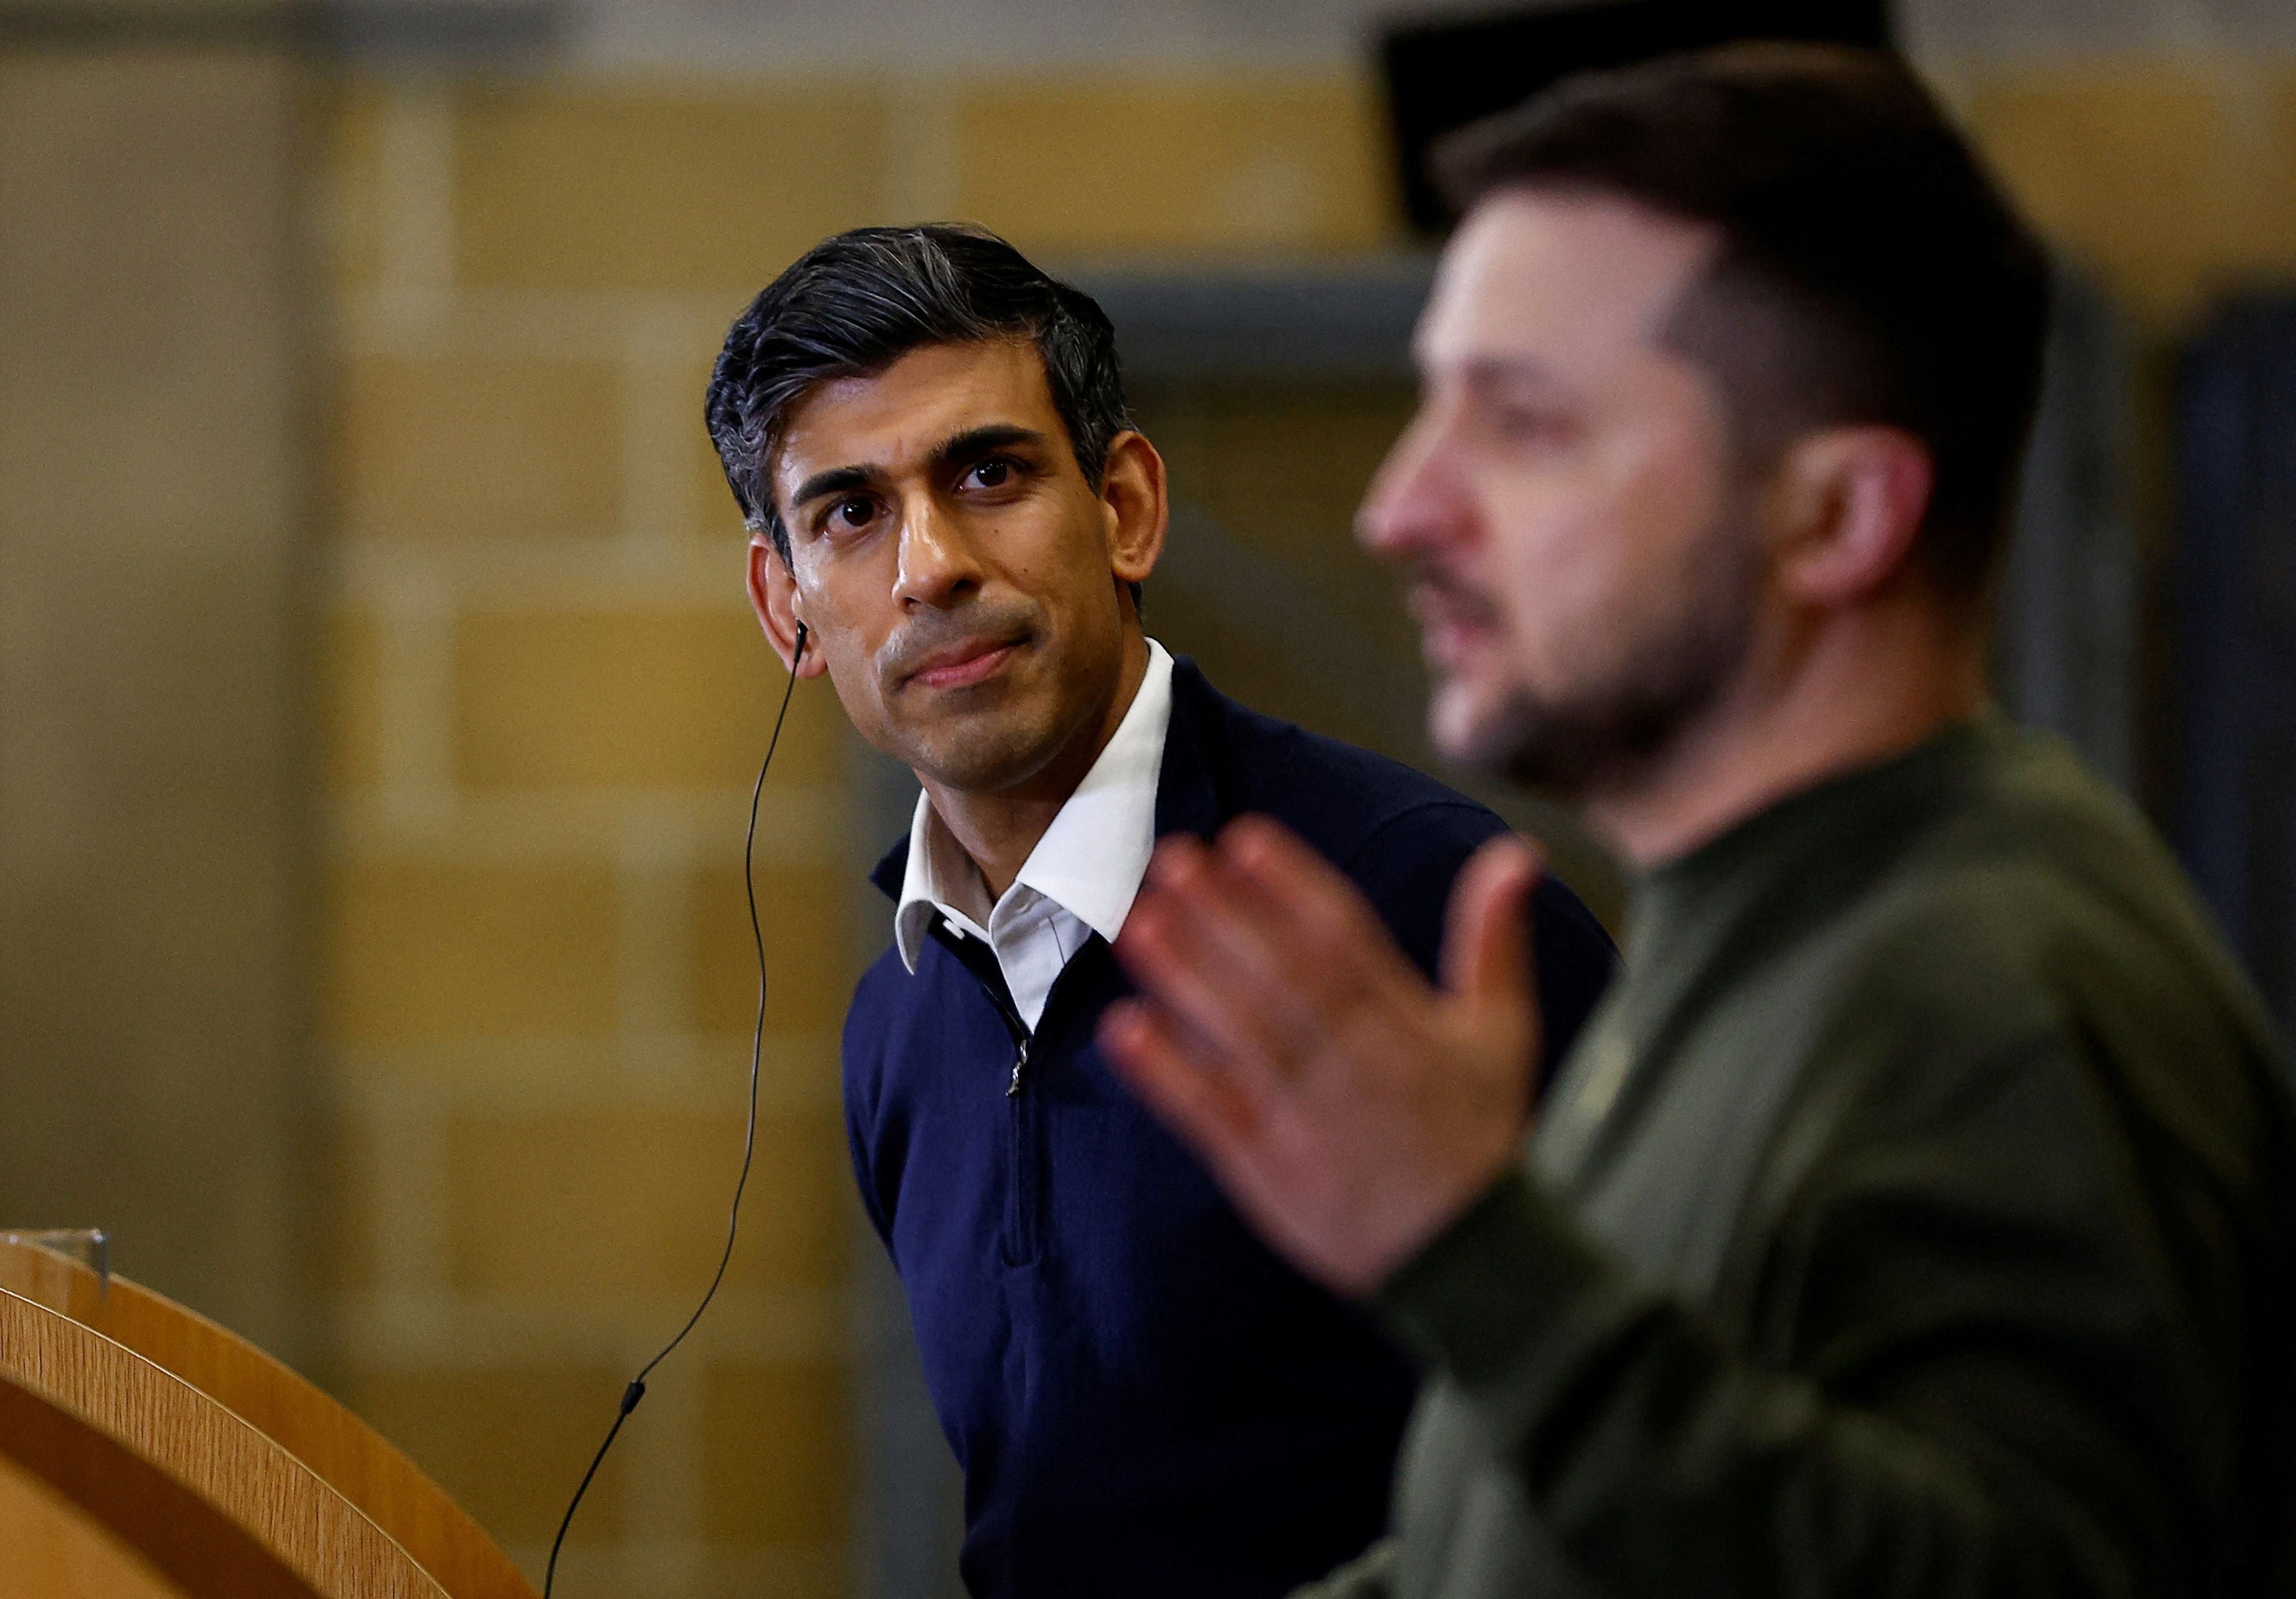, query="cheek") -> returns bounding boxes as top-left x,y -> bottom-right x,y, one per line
1478,442 -> 1725,675
815,637 -> 886,737
795,544 -> 895,641
789,575 -> 890,710
1007,509 -> 1121,624
1478,484 -> 1628,665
